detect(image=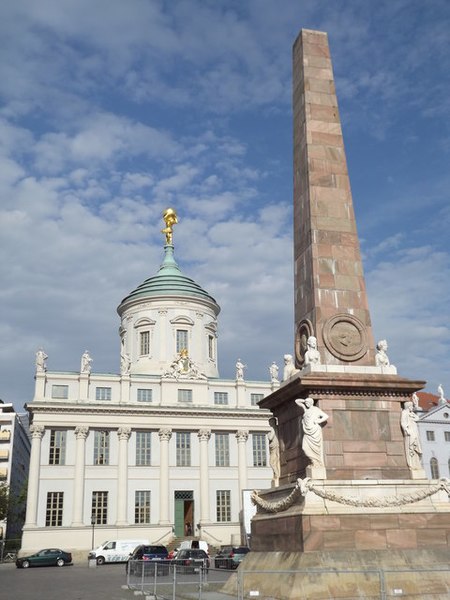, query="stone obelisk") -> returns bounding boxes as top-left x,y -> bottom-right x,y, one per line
240,30 -> 450,600
293,29 -> 375,368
